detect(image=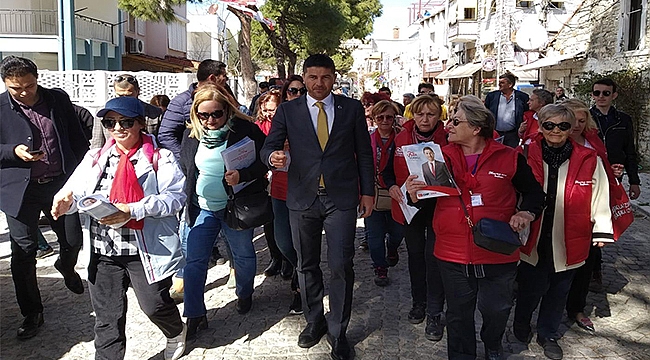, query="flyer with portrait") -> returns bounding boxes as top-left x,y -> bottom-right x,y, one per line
401,142 -> 460,199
